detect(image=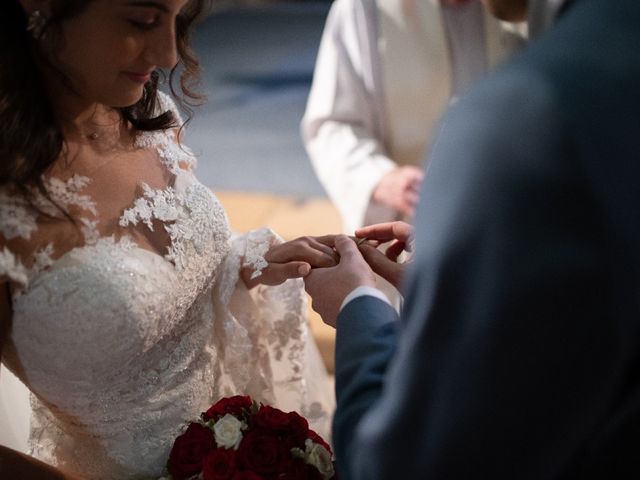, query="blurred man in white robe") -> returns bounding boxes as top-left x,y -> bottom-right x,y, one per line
302,0 -> 524,233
